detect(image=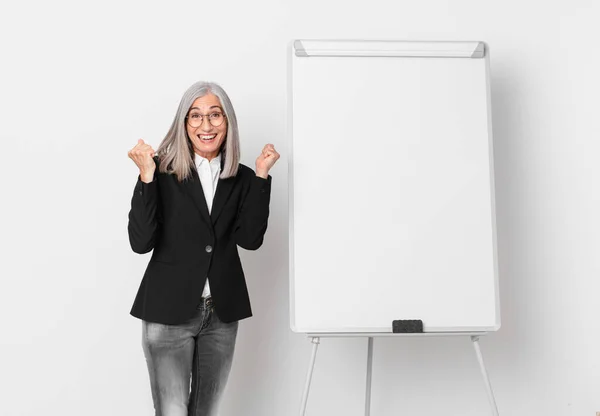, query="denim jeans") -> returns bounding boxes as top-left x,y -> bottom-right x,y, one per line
142,298 -> 239,416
